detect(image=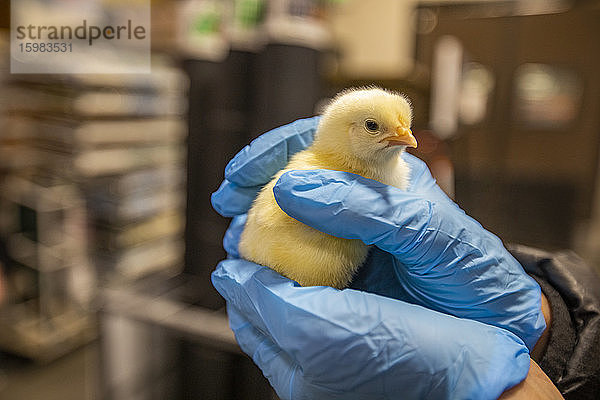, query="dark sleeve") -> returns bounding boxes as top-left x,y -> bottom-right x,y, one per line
509,244 -> 600,400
